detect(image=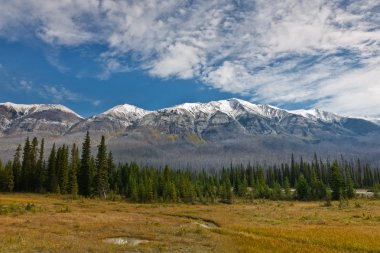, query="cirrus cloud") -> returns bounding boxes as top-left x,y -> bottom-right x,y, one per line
0,0 -> 379,116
